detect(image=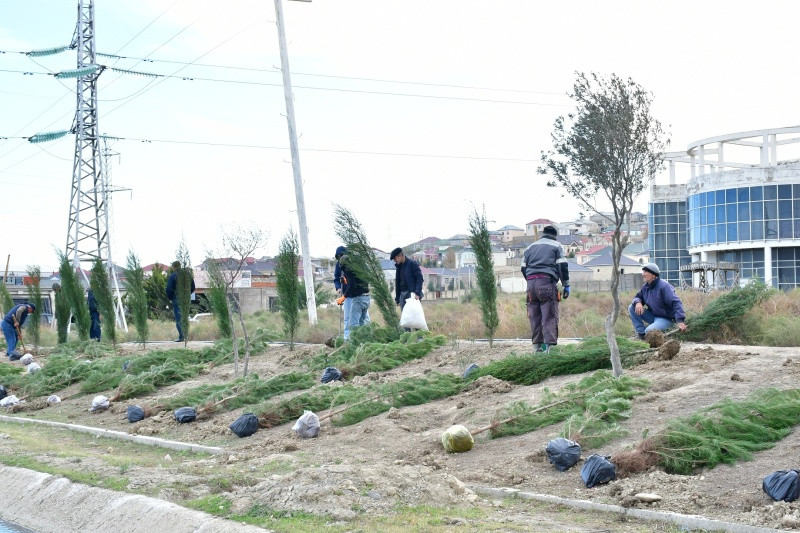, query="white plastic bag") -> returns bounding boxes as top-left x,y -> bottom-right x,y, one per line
292,410 -> 320,438
400,296 -> 428,330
